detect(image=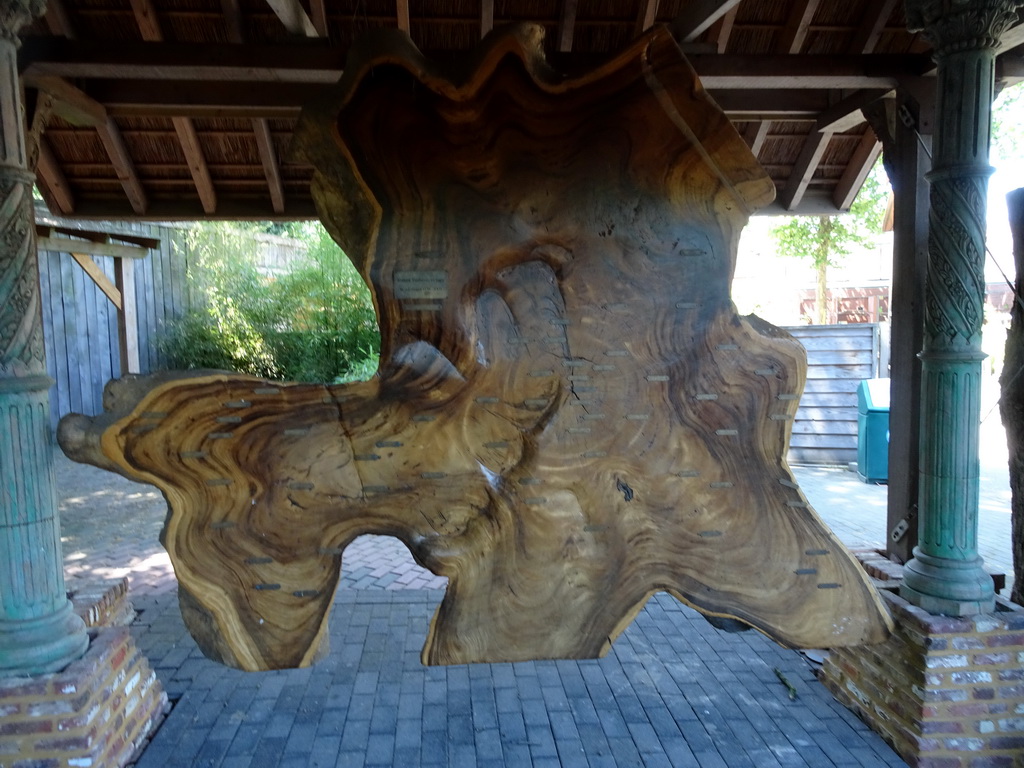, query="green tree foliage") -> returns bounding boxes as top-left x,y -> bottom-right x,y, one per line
159,222 -> 379,383
769,160 -> 890,323
993,82 -> 1023,164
